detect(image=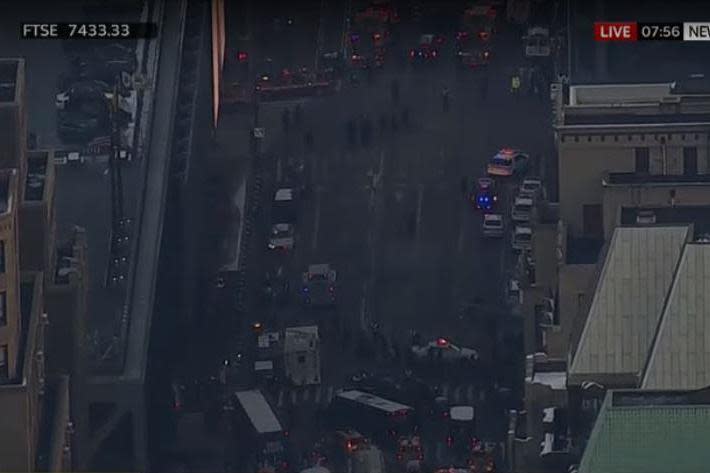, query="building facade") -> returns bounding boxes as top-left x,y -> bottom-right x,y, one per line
556,83 -> 710,238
